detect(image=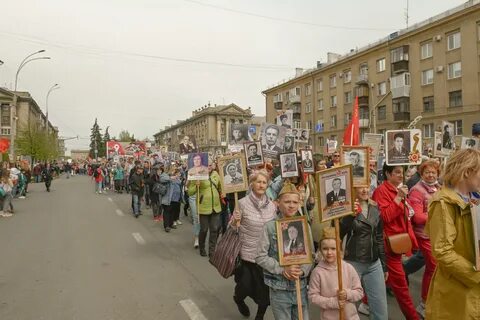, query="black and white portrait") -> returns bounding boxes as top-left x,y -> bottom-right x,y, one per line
317,165 -> 354,222
340,146 -> 370,187
223,160 -> 244,185
218,155 -> 248,194
276,216 -> 313,266
461,137 -> 479,150
280,152 -> 298,178
385,129 -> 422,166
260,123 -> 286,159
276,110 -> 293,129
244,141 -> 264,167
301,150 -> 314,173
229,123 -> 251,146
282,221 -> 306,256
179,135 -> 197,155
442,121 -> 454,152
296,129 -> 309,143
325,176 -> 347,207
283,135 -> 295,153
